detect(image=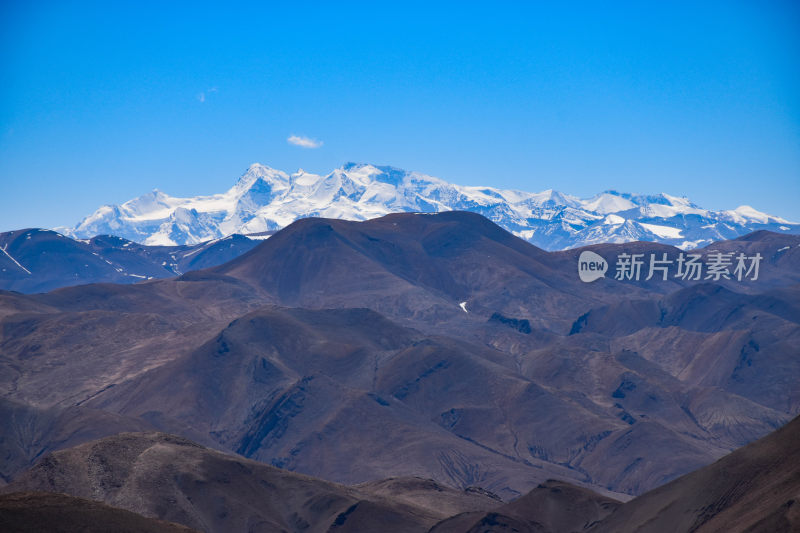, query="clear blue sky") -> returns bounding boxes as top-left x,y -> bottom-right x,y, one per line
1,1 -> 799,231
